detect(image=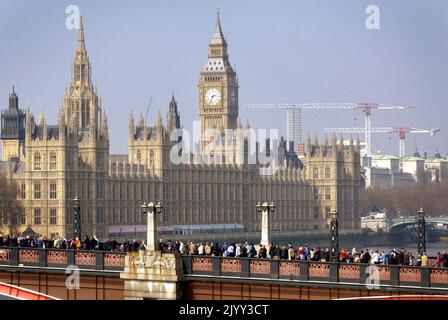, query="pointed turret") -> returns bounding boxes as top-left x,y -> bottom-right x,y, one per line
9,86 -> 18,110
129,112 -> 135,138
166,94 -> 180,133
101,109 -> 109,139
202,9 -> 234,73
77,16 -> 86,54
138,111 -> 144,128
210,10 -> 227,48
245,119 -> 251,130
39,110 -> 45,126
306,133 -> 311,154
63,15 -> 102,132
156,110 -> 163,138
